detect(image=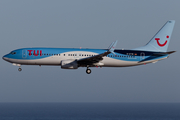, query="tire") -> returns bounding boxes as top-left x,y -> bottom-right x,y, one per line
18,68 -> 22,71
86,69 -> 91,74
